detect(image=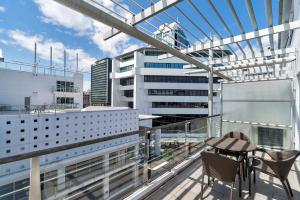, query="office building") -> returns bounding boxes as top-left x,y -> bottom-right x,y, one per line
83,90 -> 91,108
91,58 -> 112,105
